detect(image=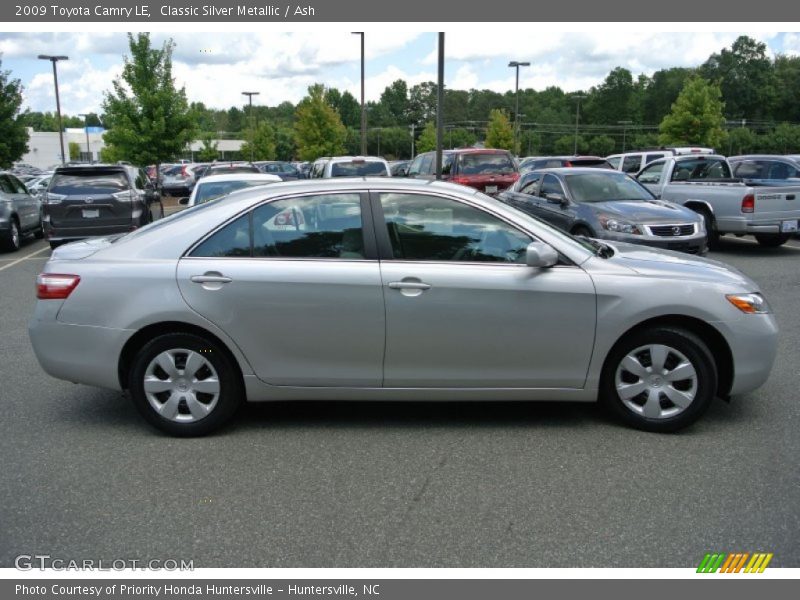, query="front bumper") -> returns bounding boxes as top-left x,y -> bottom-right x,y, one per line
715,313 -> 779,396
598,231 -> 707,254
